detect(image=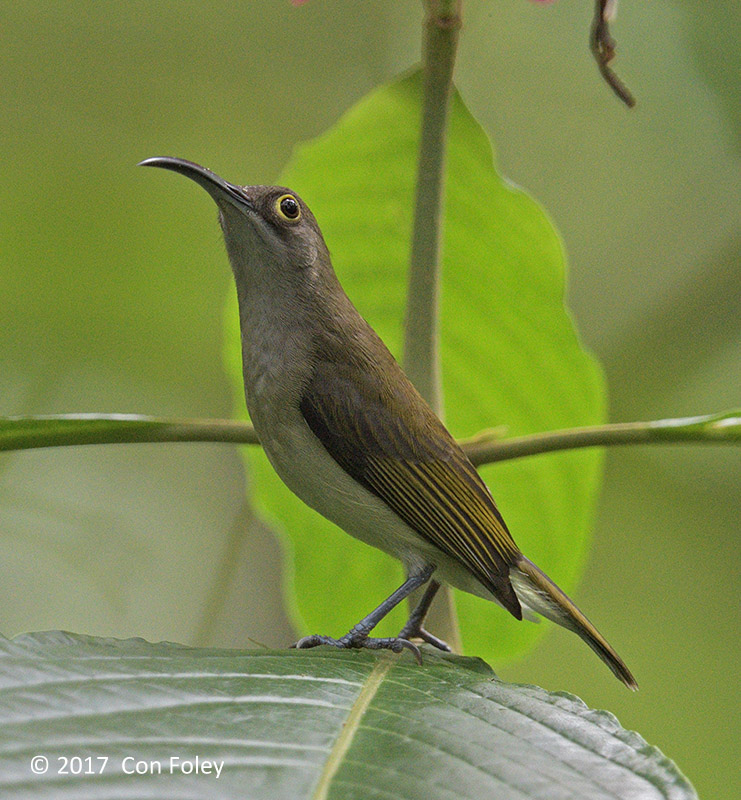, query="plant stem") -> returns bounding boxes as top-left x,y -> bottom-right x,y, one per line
590,0 -> 635,107
0,414 -> 260,451
2,411 -> 738,458
463,411 -> 741,466
403,0 -> 463,649
403,0 -> 462,414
